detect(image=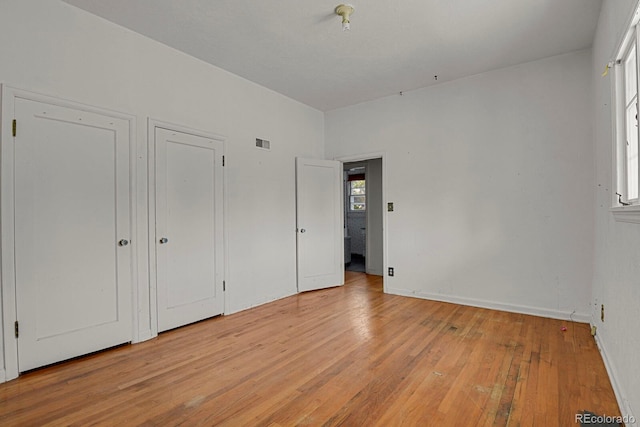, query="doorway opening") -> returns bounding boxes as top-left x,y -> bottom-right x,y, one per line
343,158 -> 383,277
